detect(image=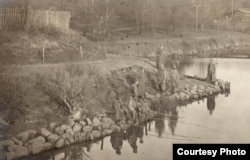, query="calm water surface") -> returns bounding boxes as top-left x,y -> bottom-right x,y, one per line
28,58 -> 250,160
